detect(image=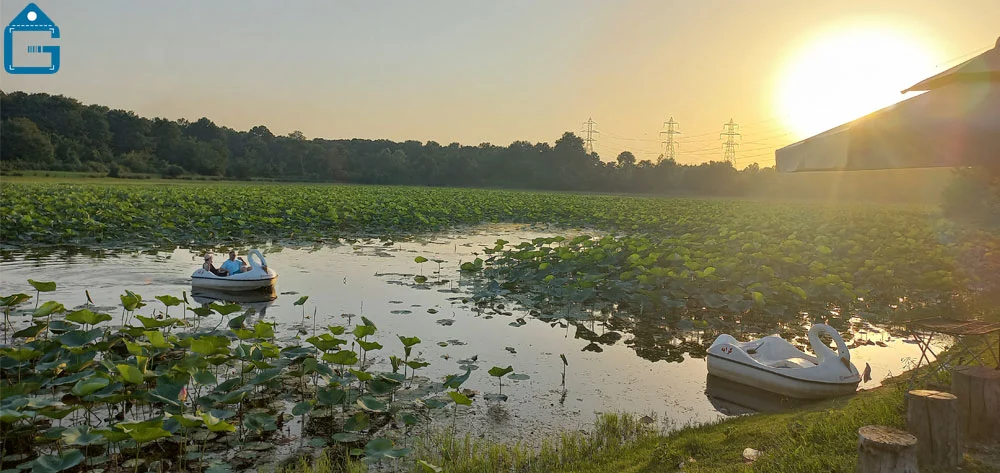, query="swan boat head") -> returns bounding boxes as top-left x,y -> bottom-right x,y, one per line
807,323 -> 857,374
